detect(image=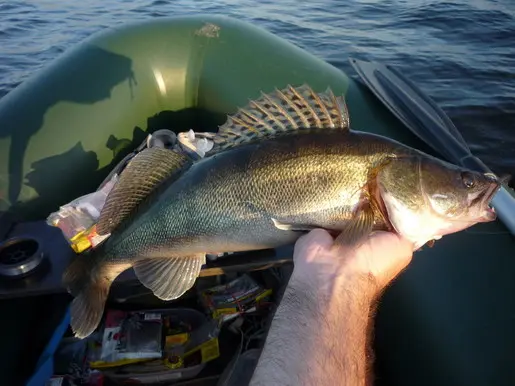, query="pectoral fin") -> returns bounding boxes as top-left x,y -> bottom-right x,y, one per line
96,147 -> 191,235
271,218 -> 317,232
334,206 -> 375,247
133,255 -> 205,301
